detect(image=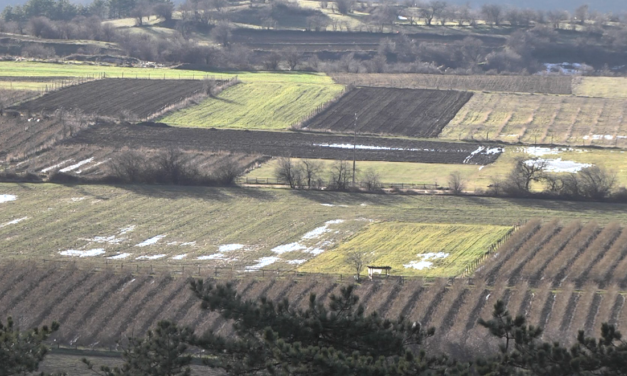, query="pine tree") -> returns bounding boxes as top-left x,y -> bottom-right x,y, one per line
0,316 -> 59,376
